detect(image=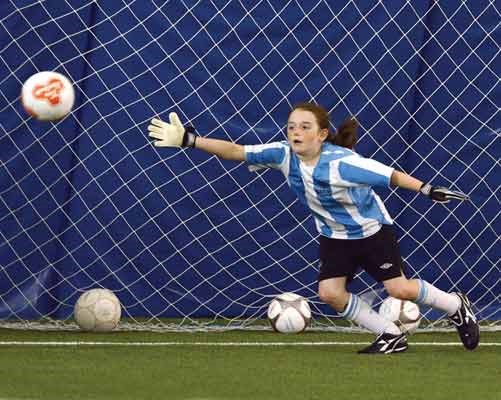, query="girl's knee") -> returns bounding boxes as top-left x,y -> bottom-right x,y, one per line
318,286 -> 349,311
